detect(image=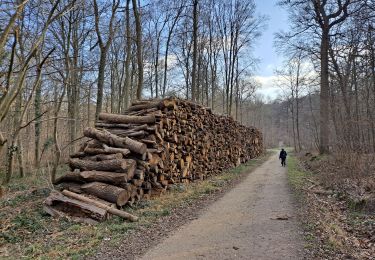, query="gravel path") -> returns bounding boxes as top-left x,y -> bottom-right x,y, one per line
139,154 -> 304,260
